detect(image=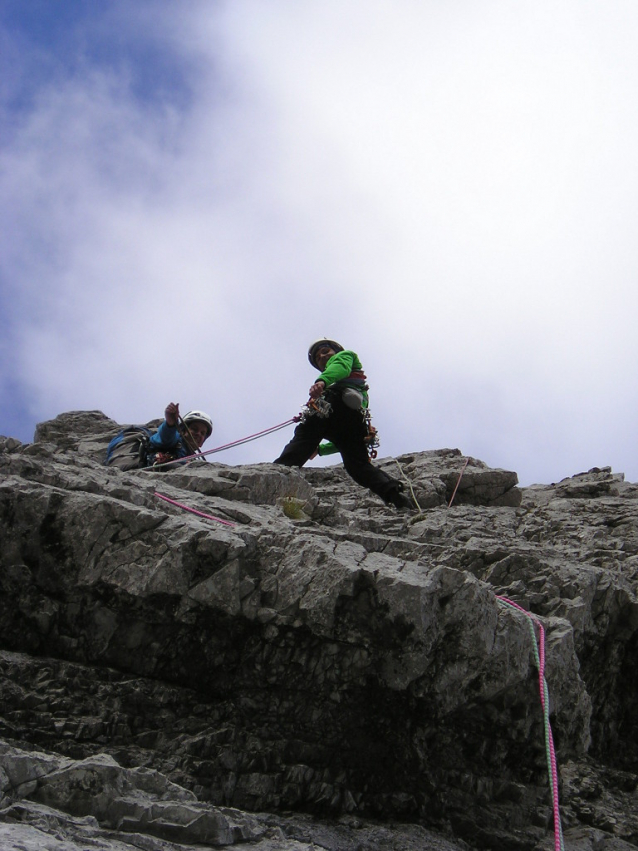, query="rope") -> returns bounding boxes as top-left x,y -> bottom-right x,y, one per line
496,596 -> 565,851
154,492 -> 236,527
143,418 -> 296,471
149,410 -> 567,851
448,457 -> 469,507
148,420 -> 563,851
392,456 -> 468,512
394,460 -> 422,512
177,414 -> 208,462
146,417 -> 297,521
